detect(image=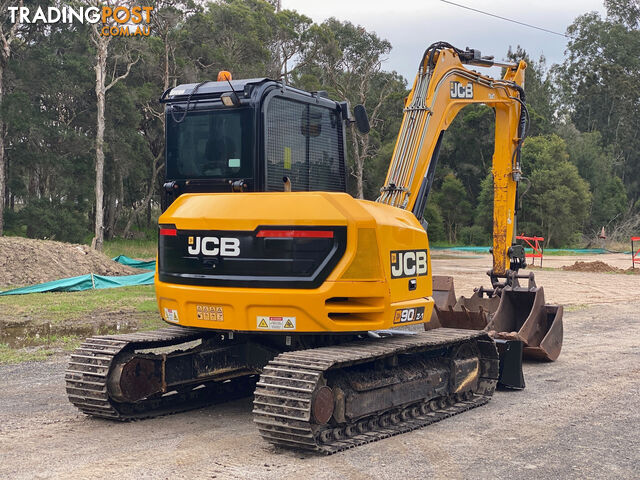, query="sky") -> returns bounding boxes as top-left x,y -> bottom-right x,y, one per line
281,0 -> 607,82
